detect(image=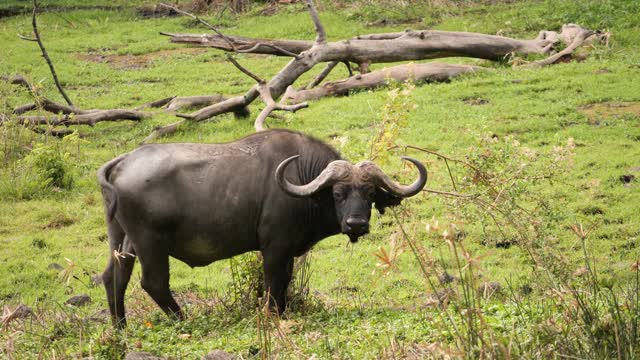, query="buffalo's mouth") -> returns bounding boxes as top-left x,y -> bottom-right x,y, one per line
346,231 -> 369,243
